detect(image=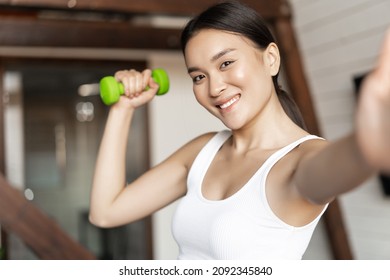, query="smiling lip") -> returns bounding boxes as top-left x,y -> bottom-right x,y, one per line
217,94 -> 240,110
